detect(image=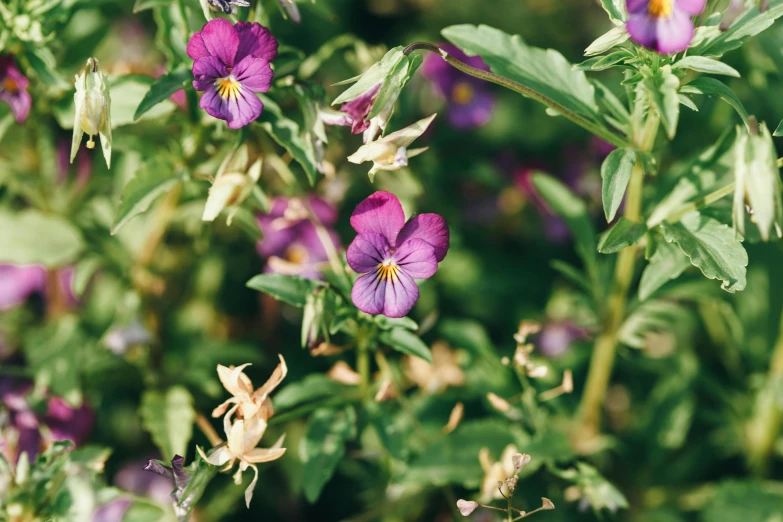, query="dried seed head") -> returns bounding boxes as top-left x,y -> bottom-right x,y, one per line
512,453 -> 531,471
541,497 -> 555,510
526,364 -> 549,379
504,475 -> 518,493
514,320 -> 541,344
456,499 -> 479,516
442,402 -> 464,434
486,392 -> 511,412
